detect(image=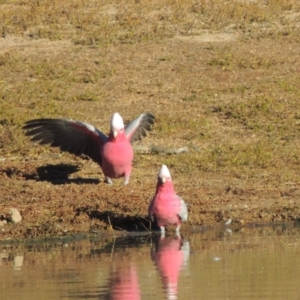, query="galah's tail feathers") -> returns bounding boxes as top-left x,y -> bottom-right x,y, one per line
177,196 -> 188,222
